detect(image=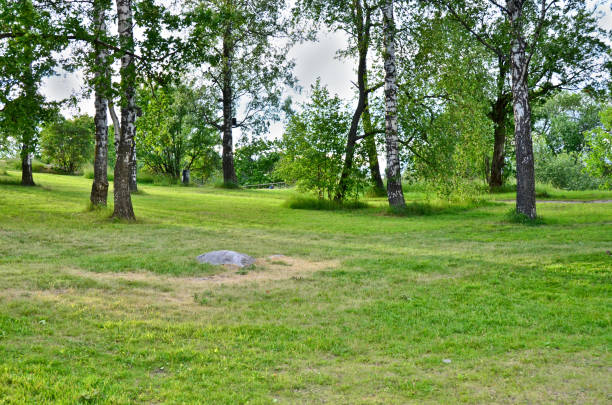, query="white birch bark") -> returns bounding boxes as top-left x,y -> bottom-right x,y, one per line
507,0 -> 536,219
112,0 -> 136,219
90,0 -> 110,206
382,0 -> 406,208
